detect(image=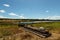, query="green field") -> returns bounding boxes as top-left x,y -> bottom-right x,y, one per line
32,22 -> 60,29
